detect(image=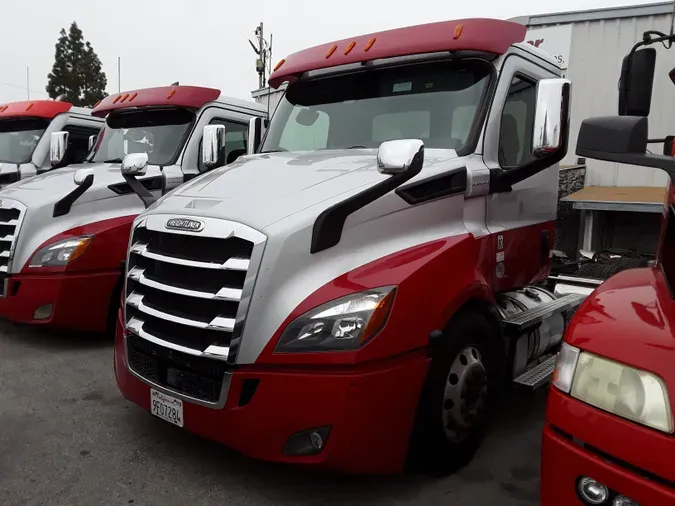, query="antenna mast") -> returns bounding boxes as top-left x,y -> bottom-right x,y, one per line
249,22 -> 273,90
